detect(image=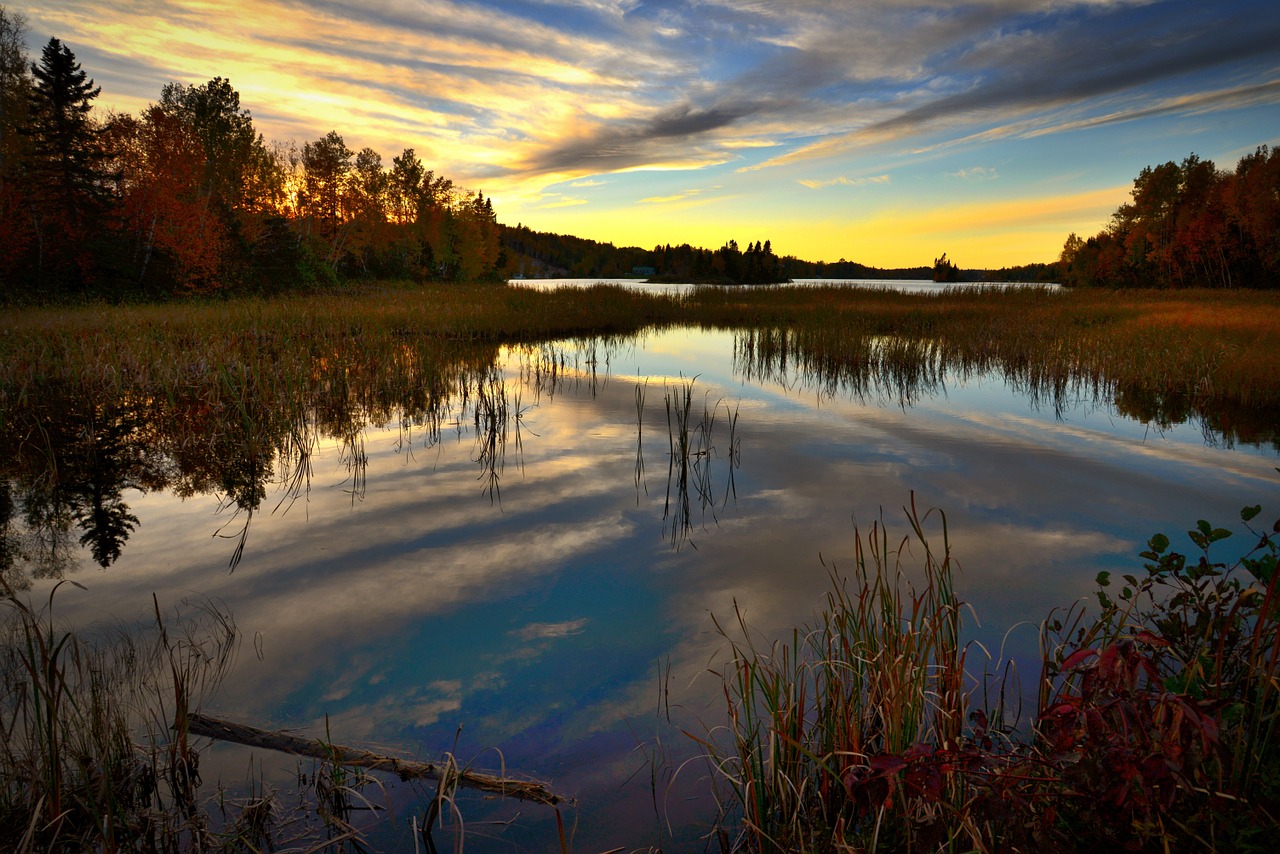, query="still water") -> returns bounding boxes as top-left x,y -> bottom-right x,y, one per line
9,324 -> 1278,850
510,276 -> 1061,296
